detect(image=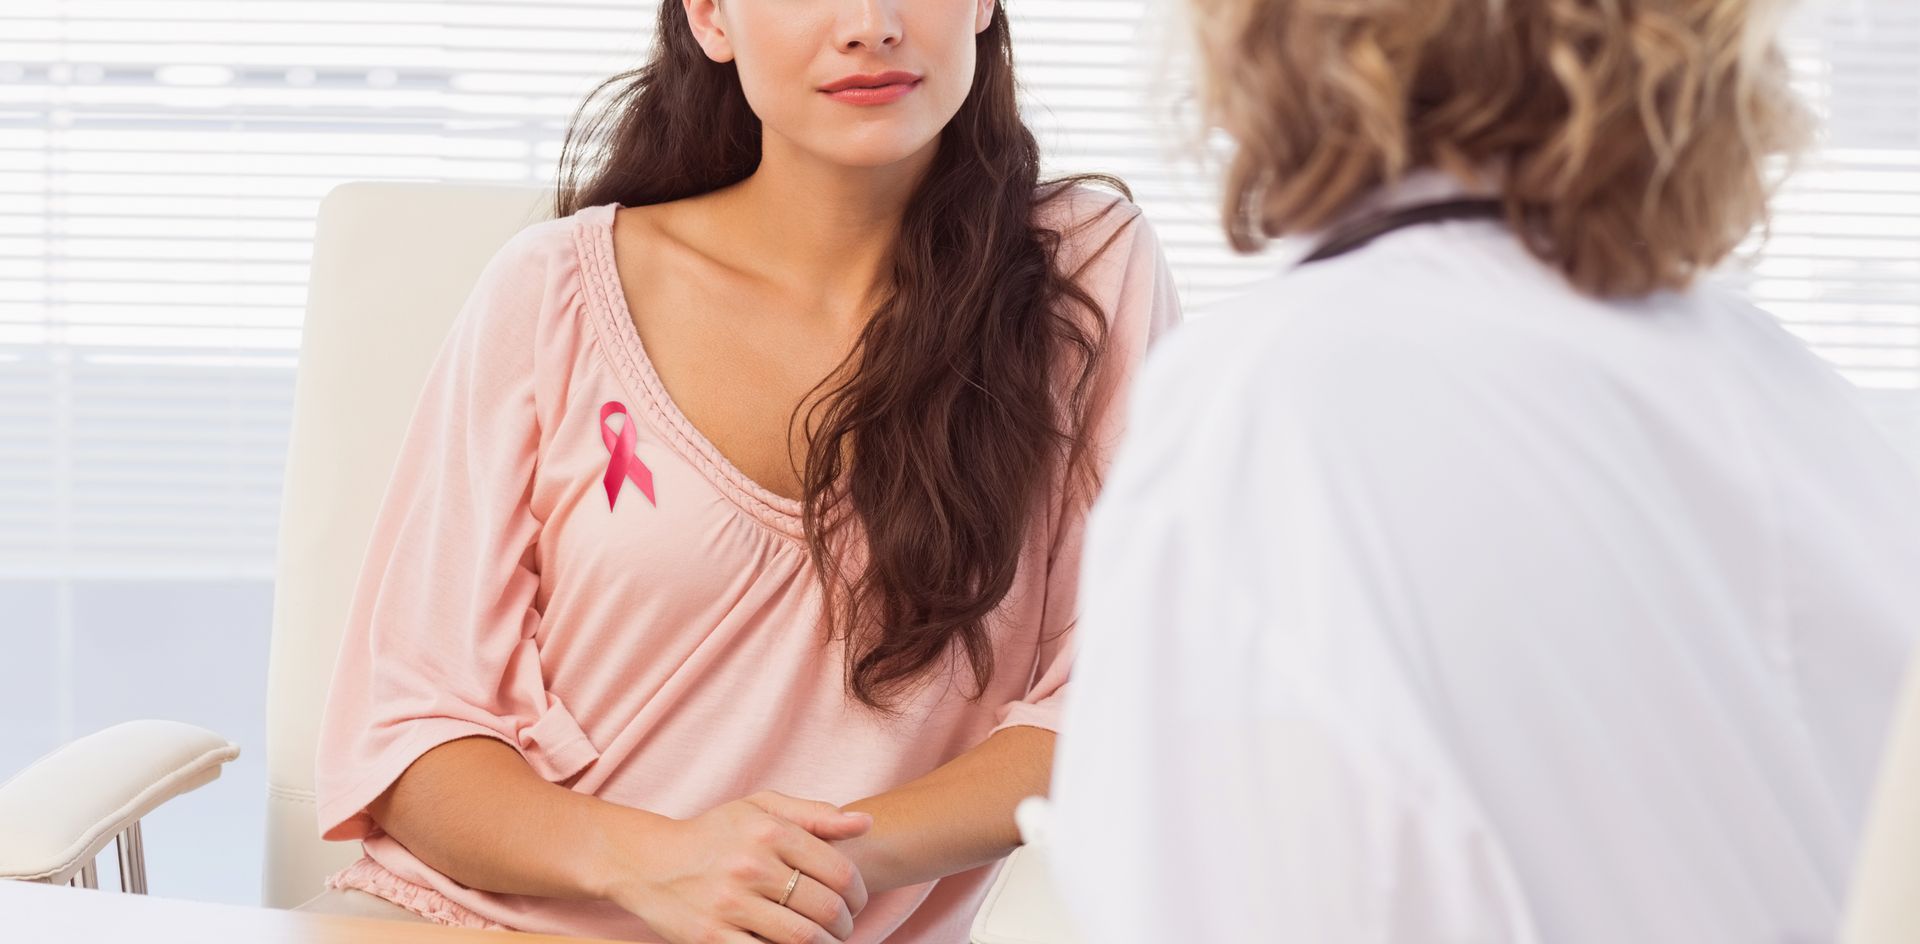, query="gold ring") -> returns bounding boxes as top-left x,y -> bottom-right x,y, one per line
777,867 -> 801,907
